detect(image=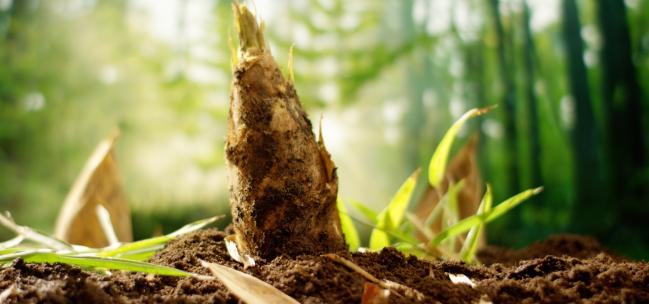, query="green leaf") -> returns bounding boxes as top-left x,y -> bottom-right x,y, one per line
459,185 -> 492,263
428,106 -> 495,187
337,198 -> 360,251
99,215 -> 222,258
0,251 -> 194,277
349,199 -> 378,225
431,187 -> 542,246
369,169 -> 420,250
